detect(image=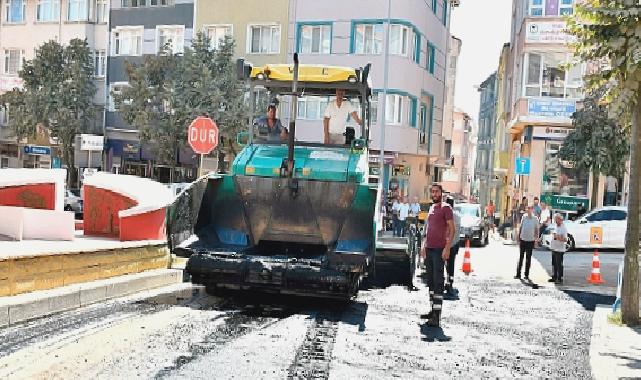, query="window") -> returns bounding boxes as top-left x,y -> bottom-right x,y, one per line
248,25 -> 280,54
113,27 -> 143,56
37,0 -> 60,21
68,0 -> 88,21
5,0 -> 25,22
413,33 -> 421,64
109,82 -> 129,111
93,50 -> 106,77
385,94 -> 403,125
609,210 -> 627,221
206,25 -> 232,50
586,210 -> 608,222
0,105 -> 9,125
296,96 -> 329,120
529,0 -> 543,16
121,0 -> 171,7
426,42 -> 436,74
431,0 -> 437,12
408,97 -> 417,127
4,49 -> 23,75
559,0 -> 574,15
524,52 -> 583,98
353,23 -> 383,54
389,24 -> 409,56
442,0 -> 448,25
95,0 -> 107,22
299,24 -> 331,54
157,25 -> 185,54
444,140 -> 452,159
370,93 -> 378,124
